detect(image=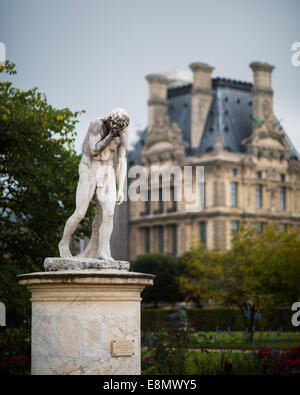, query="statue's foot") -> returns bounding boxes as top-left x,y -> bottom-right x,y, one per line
58,241 -> 72,258
97,251 -> 115,262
